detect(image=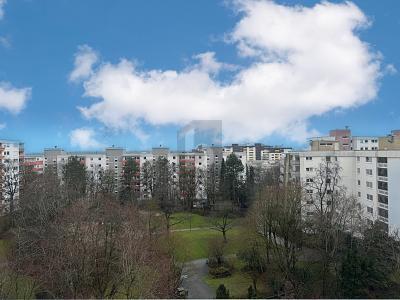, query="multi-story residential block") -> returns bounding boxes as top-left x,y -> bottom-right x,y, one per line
0,140 -> 24,213
24,153 -> 45,174
299,150 -> 399,232
329,128 -> 352,150
23,143 -> 286,204
351,137 -> 379,150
